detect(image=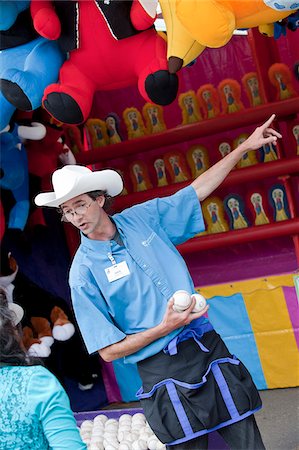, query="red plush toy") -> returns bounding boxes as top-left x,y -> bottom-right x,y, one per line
31,0 -> 179,125
25,111 -> 75,226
